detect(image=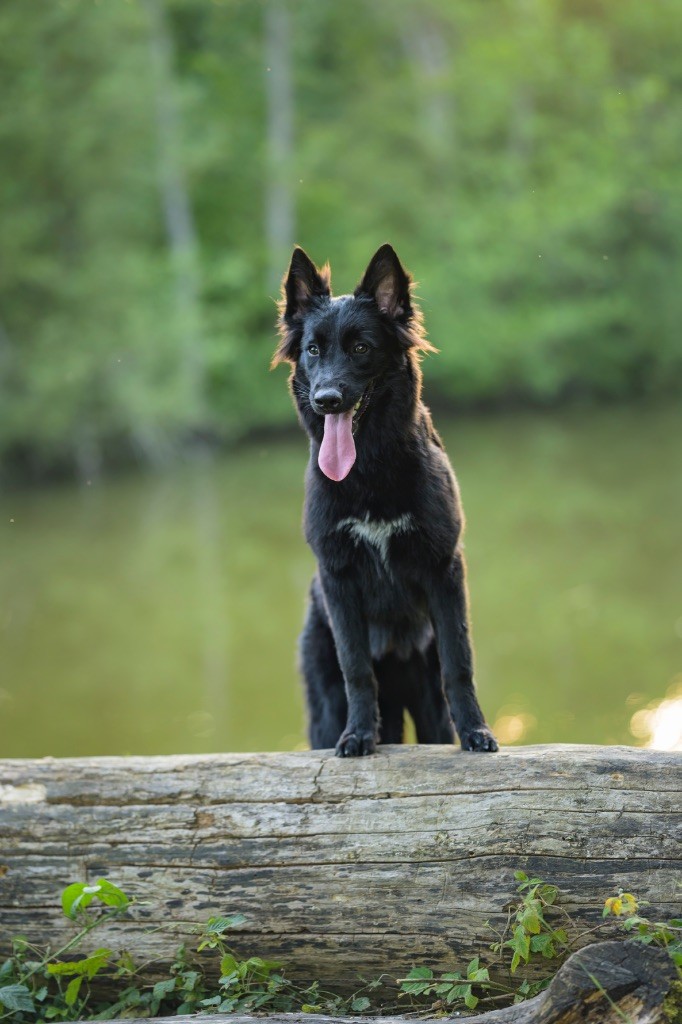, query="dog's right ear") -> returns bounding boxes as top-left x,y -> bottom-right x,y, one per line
283,247 -> 331,321
272,248 -> 331,366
